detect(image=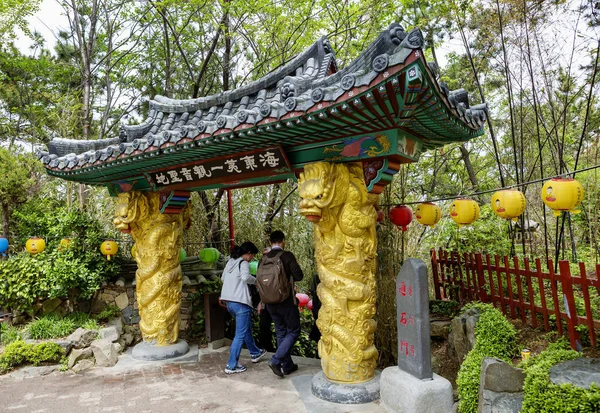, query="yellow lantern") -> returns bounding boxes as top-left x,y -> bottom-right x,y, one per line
100,240 -> 118,260
26,237 -> 46,254
450,199 -> 480,227
415,202 -> 442,227
59,238 -> 72,251
491,190 -> 526,221
541,177 -> 584,217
